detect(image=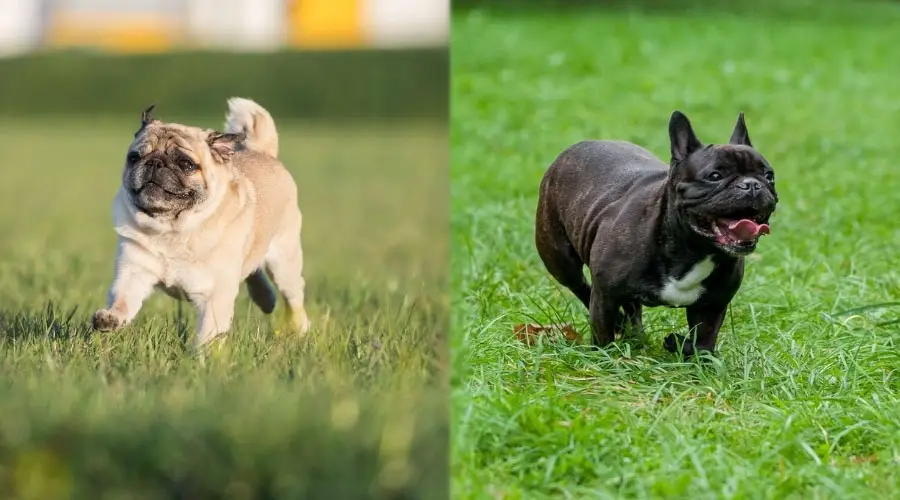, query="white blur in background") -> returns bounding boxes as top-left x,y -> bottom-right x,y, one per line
0,0 -> 449,56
